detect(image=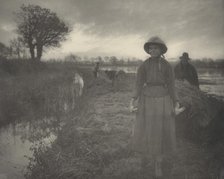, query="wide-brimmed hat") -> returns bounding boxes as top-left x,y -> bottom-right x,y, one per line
144,36 -> 168,54
179,52 -> 191,60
